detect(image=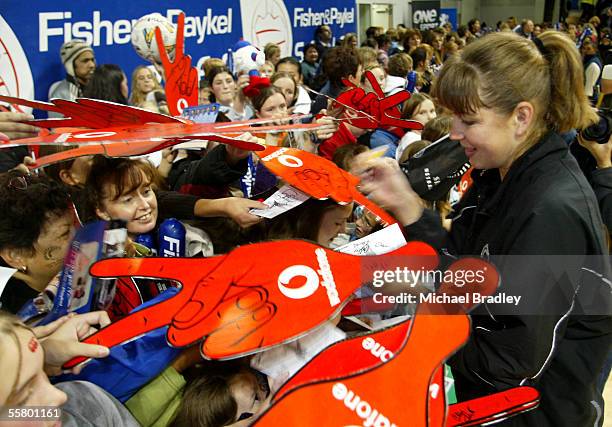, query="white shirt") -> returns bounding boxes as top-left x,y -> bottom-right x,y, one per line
293,85 -> 312,115
585,61 -> 602,97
